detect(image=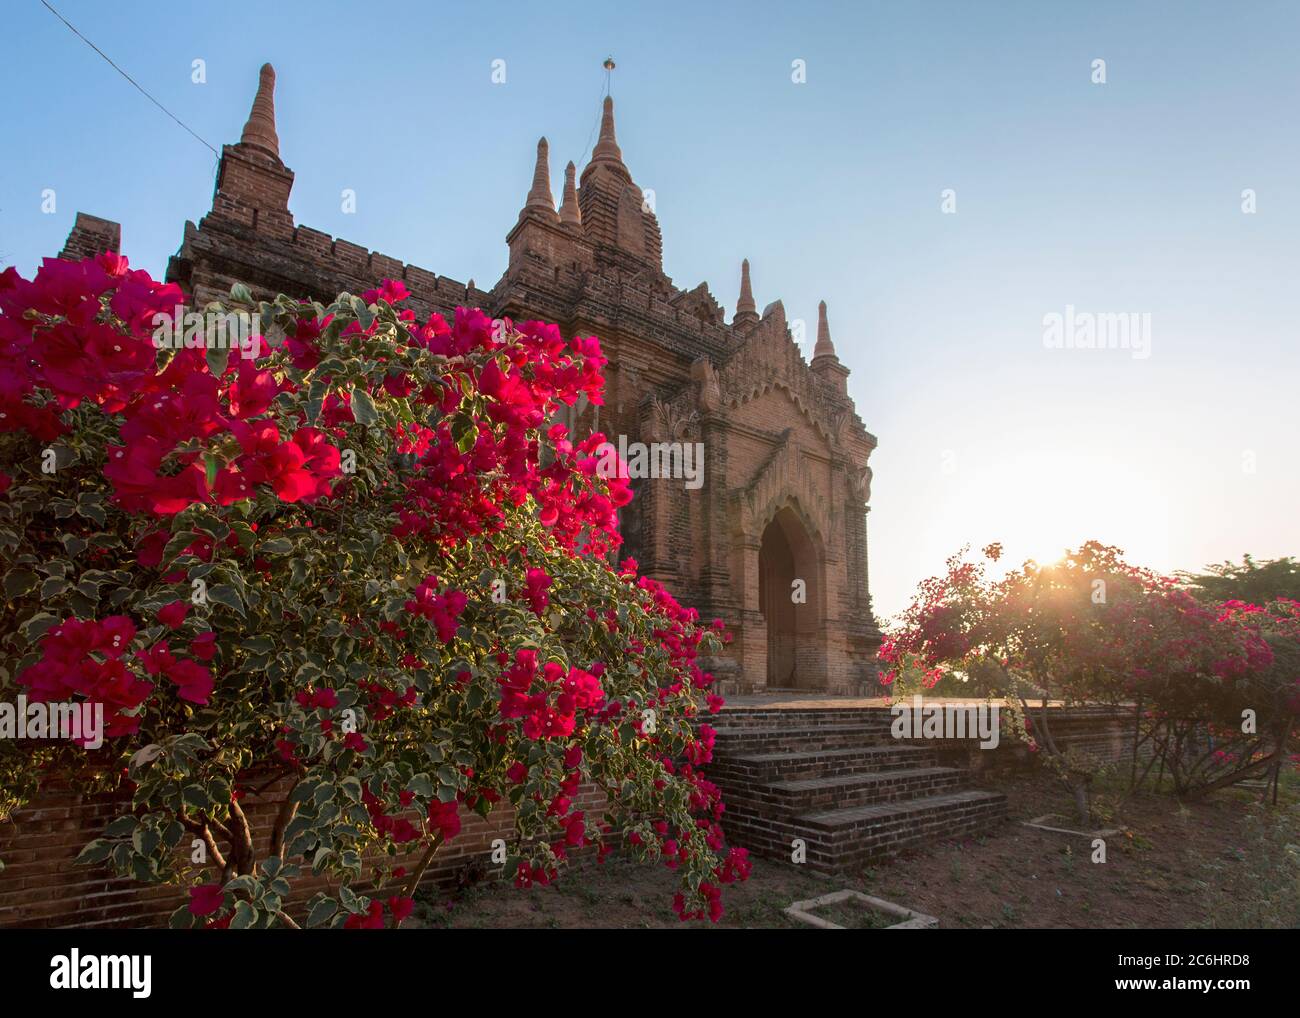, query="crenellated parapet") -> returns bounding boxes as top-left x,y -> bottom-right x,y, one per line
167,214 -> 490,323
